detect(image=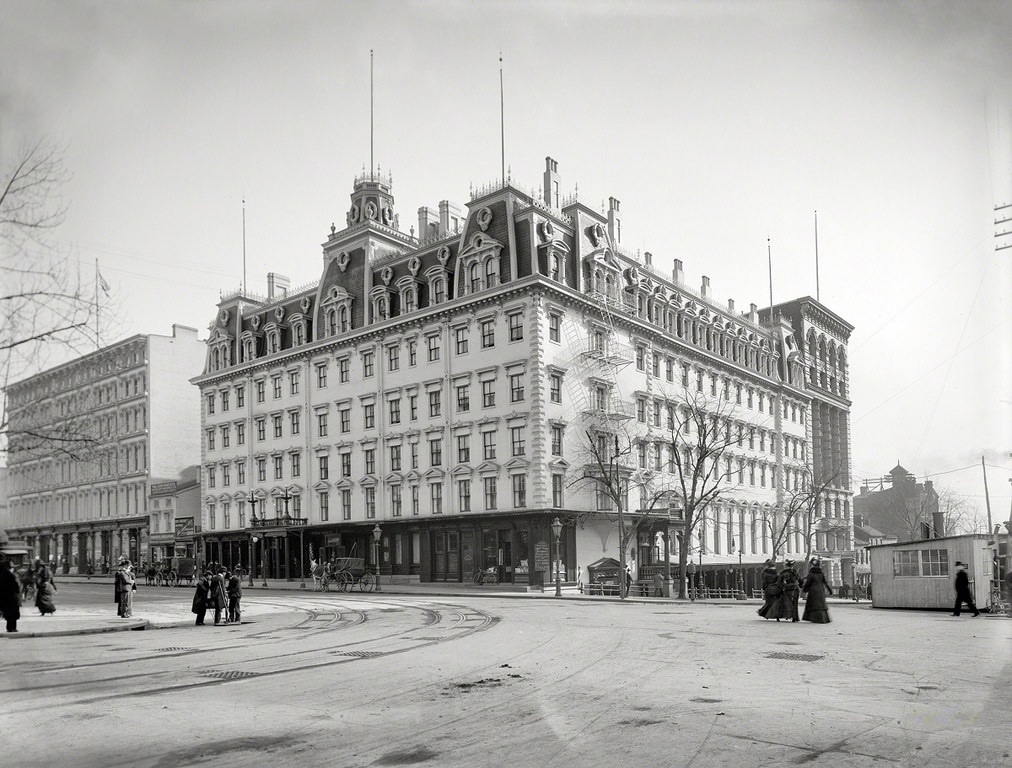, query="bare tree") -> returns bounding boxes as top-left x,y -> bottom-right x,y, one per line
936,488 -> 985,535
1,139 -> 105,462
663,389 -> 745,599
772,467 -> 843,564
573,429 -> 674,599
